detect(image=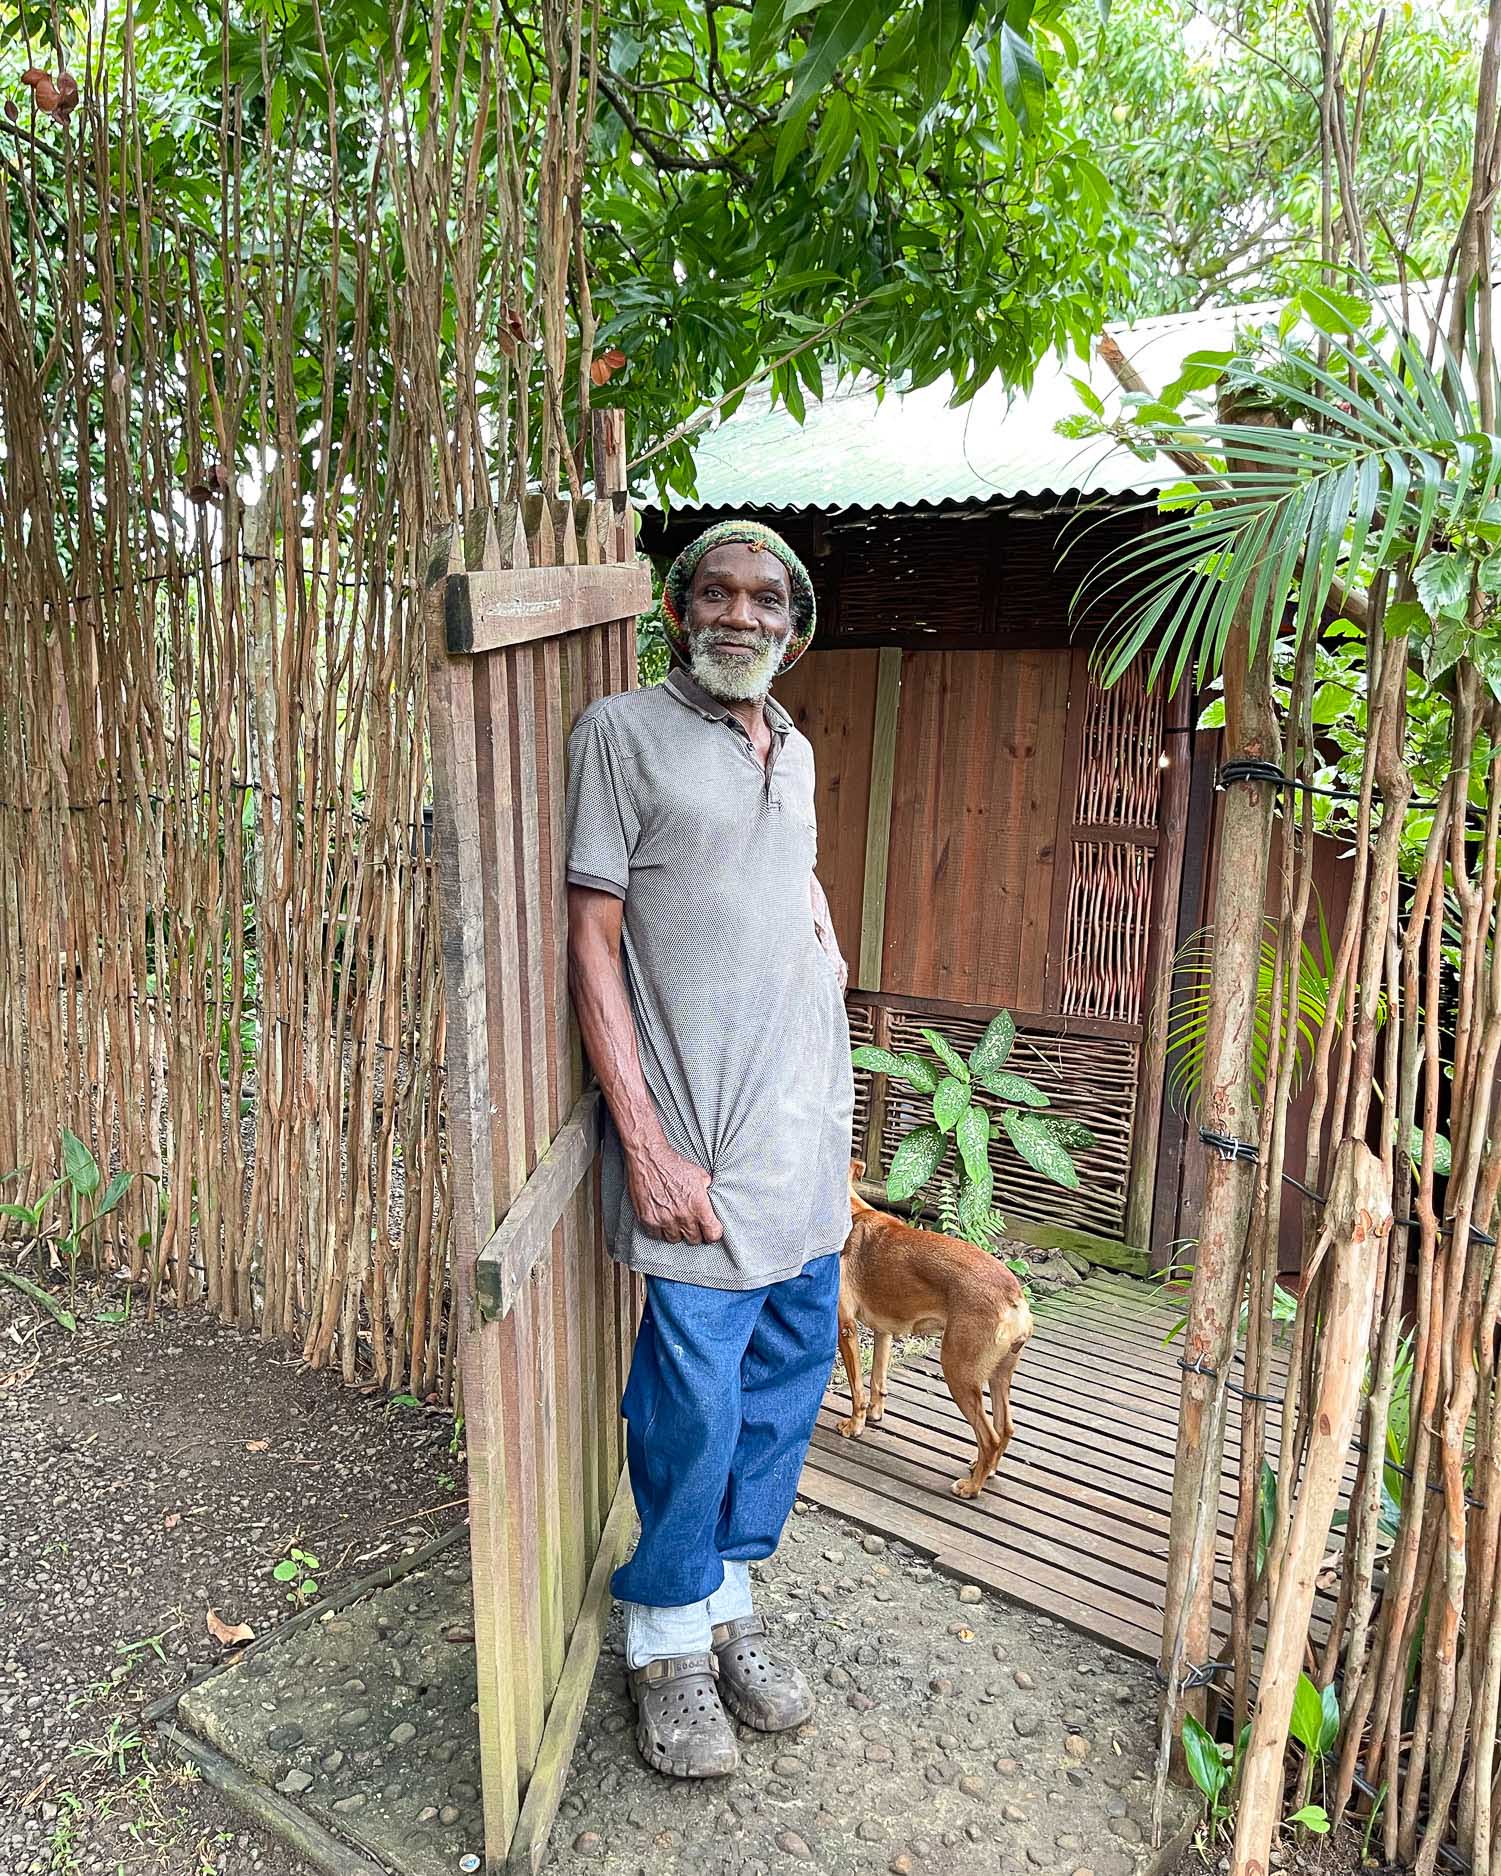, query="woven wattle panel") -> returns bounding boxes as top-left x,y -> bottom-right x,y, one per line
1074,660 -> 1164,828
824,508 -> 1145,647
1061,840 -> 1155,1028
847,1000 -> 876,1166
830,514 -> 991,643
878,1008 -> 1138,1239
